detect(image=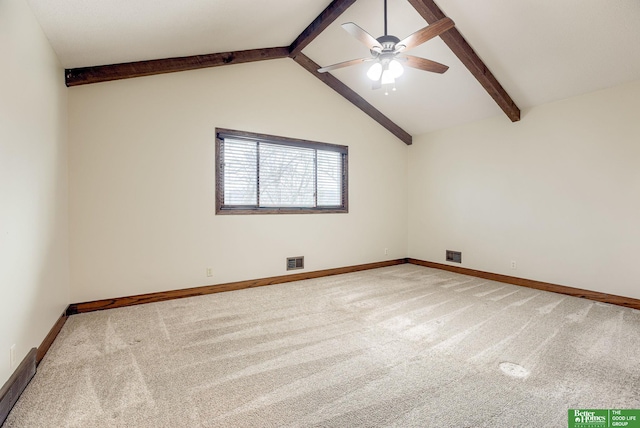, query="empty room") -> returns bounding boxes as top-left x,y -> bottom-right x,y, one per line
2,0 -> 640,426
